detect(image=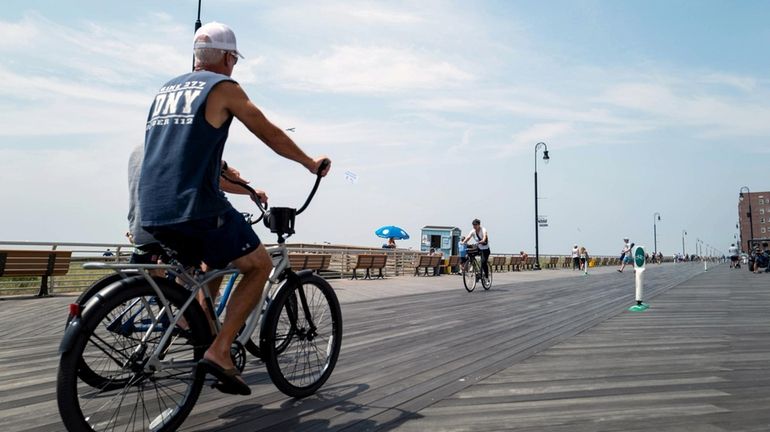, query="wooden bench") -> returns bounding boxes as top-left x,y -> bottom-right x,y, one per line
562,257 -> 572,268
351,254 -> 387,280
525,256 -> 536,270
414,255 -> 442,276
0,249 -> 72,297
289,253 -> 331,273
546,256 -> 559,269
491,256 -> 507,272
509,256 -> 521,271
